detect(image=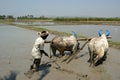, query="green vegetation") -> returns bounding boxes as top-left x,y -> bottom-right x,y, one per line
109,41 -> 120,49
53,17 -> 120,25
53,17 -> 120,21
